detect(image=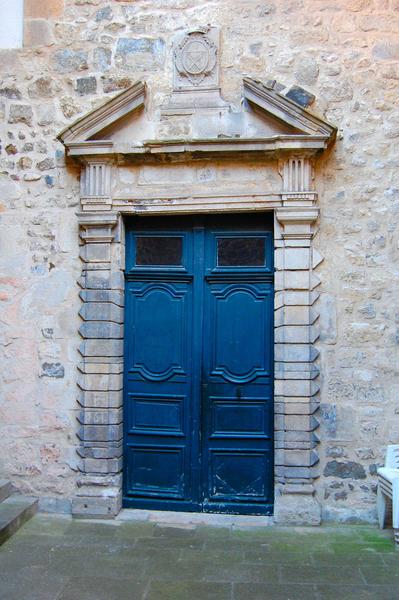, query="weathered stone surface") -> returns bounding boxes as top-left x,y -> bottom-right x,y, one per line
28,77 -> 59,99
95,6 -> 113,21
94,48 -> 112,71
372,41 -> 399,60
8,105 -> 33,126
24,19 -> 54,47
52,49 -> 89,73
40,362 -> 65,378
285,86 -> 316,108
115,38 -> 165,71
25,0 -> 64,19
295,57 -> 319,86
0,86 -> 21,100
76,77 -> 97,96
79,322 -> 123,339
274,494 -> 321,526
324,461 -> 367,480
36,158 -> 55,171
